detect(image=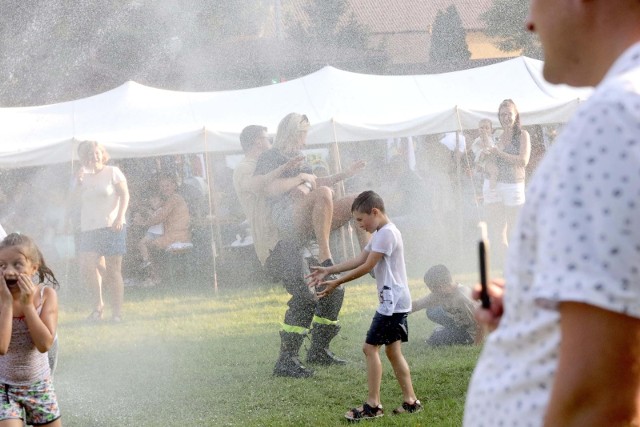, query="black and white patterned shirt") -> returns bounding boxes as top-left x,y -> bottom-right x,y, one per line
464,42 -> 640,427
